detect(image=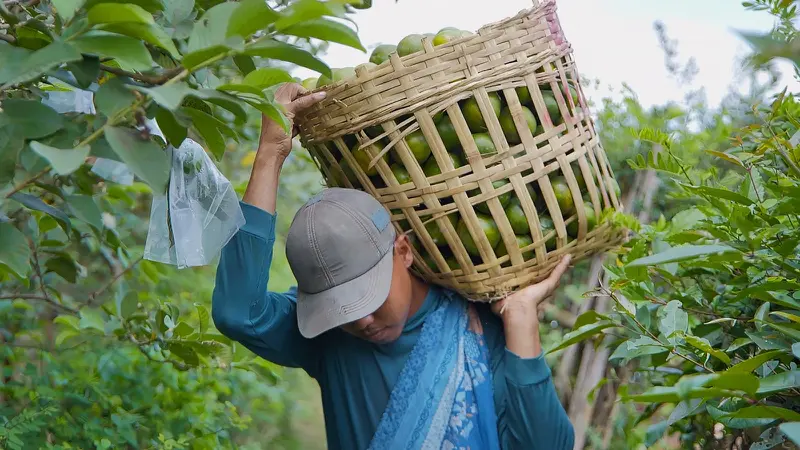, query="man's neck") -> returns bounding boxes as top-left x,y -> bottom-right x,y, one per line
407,275 -> 430,319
